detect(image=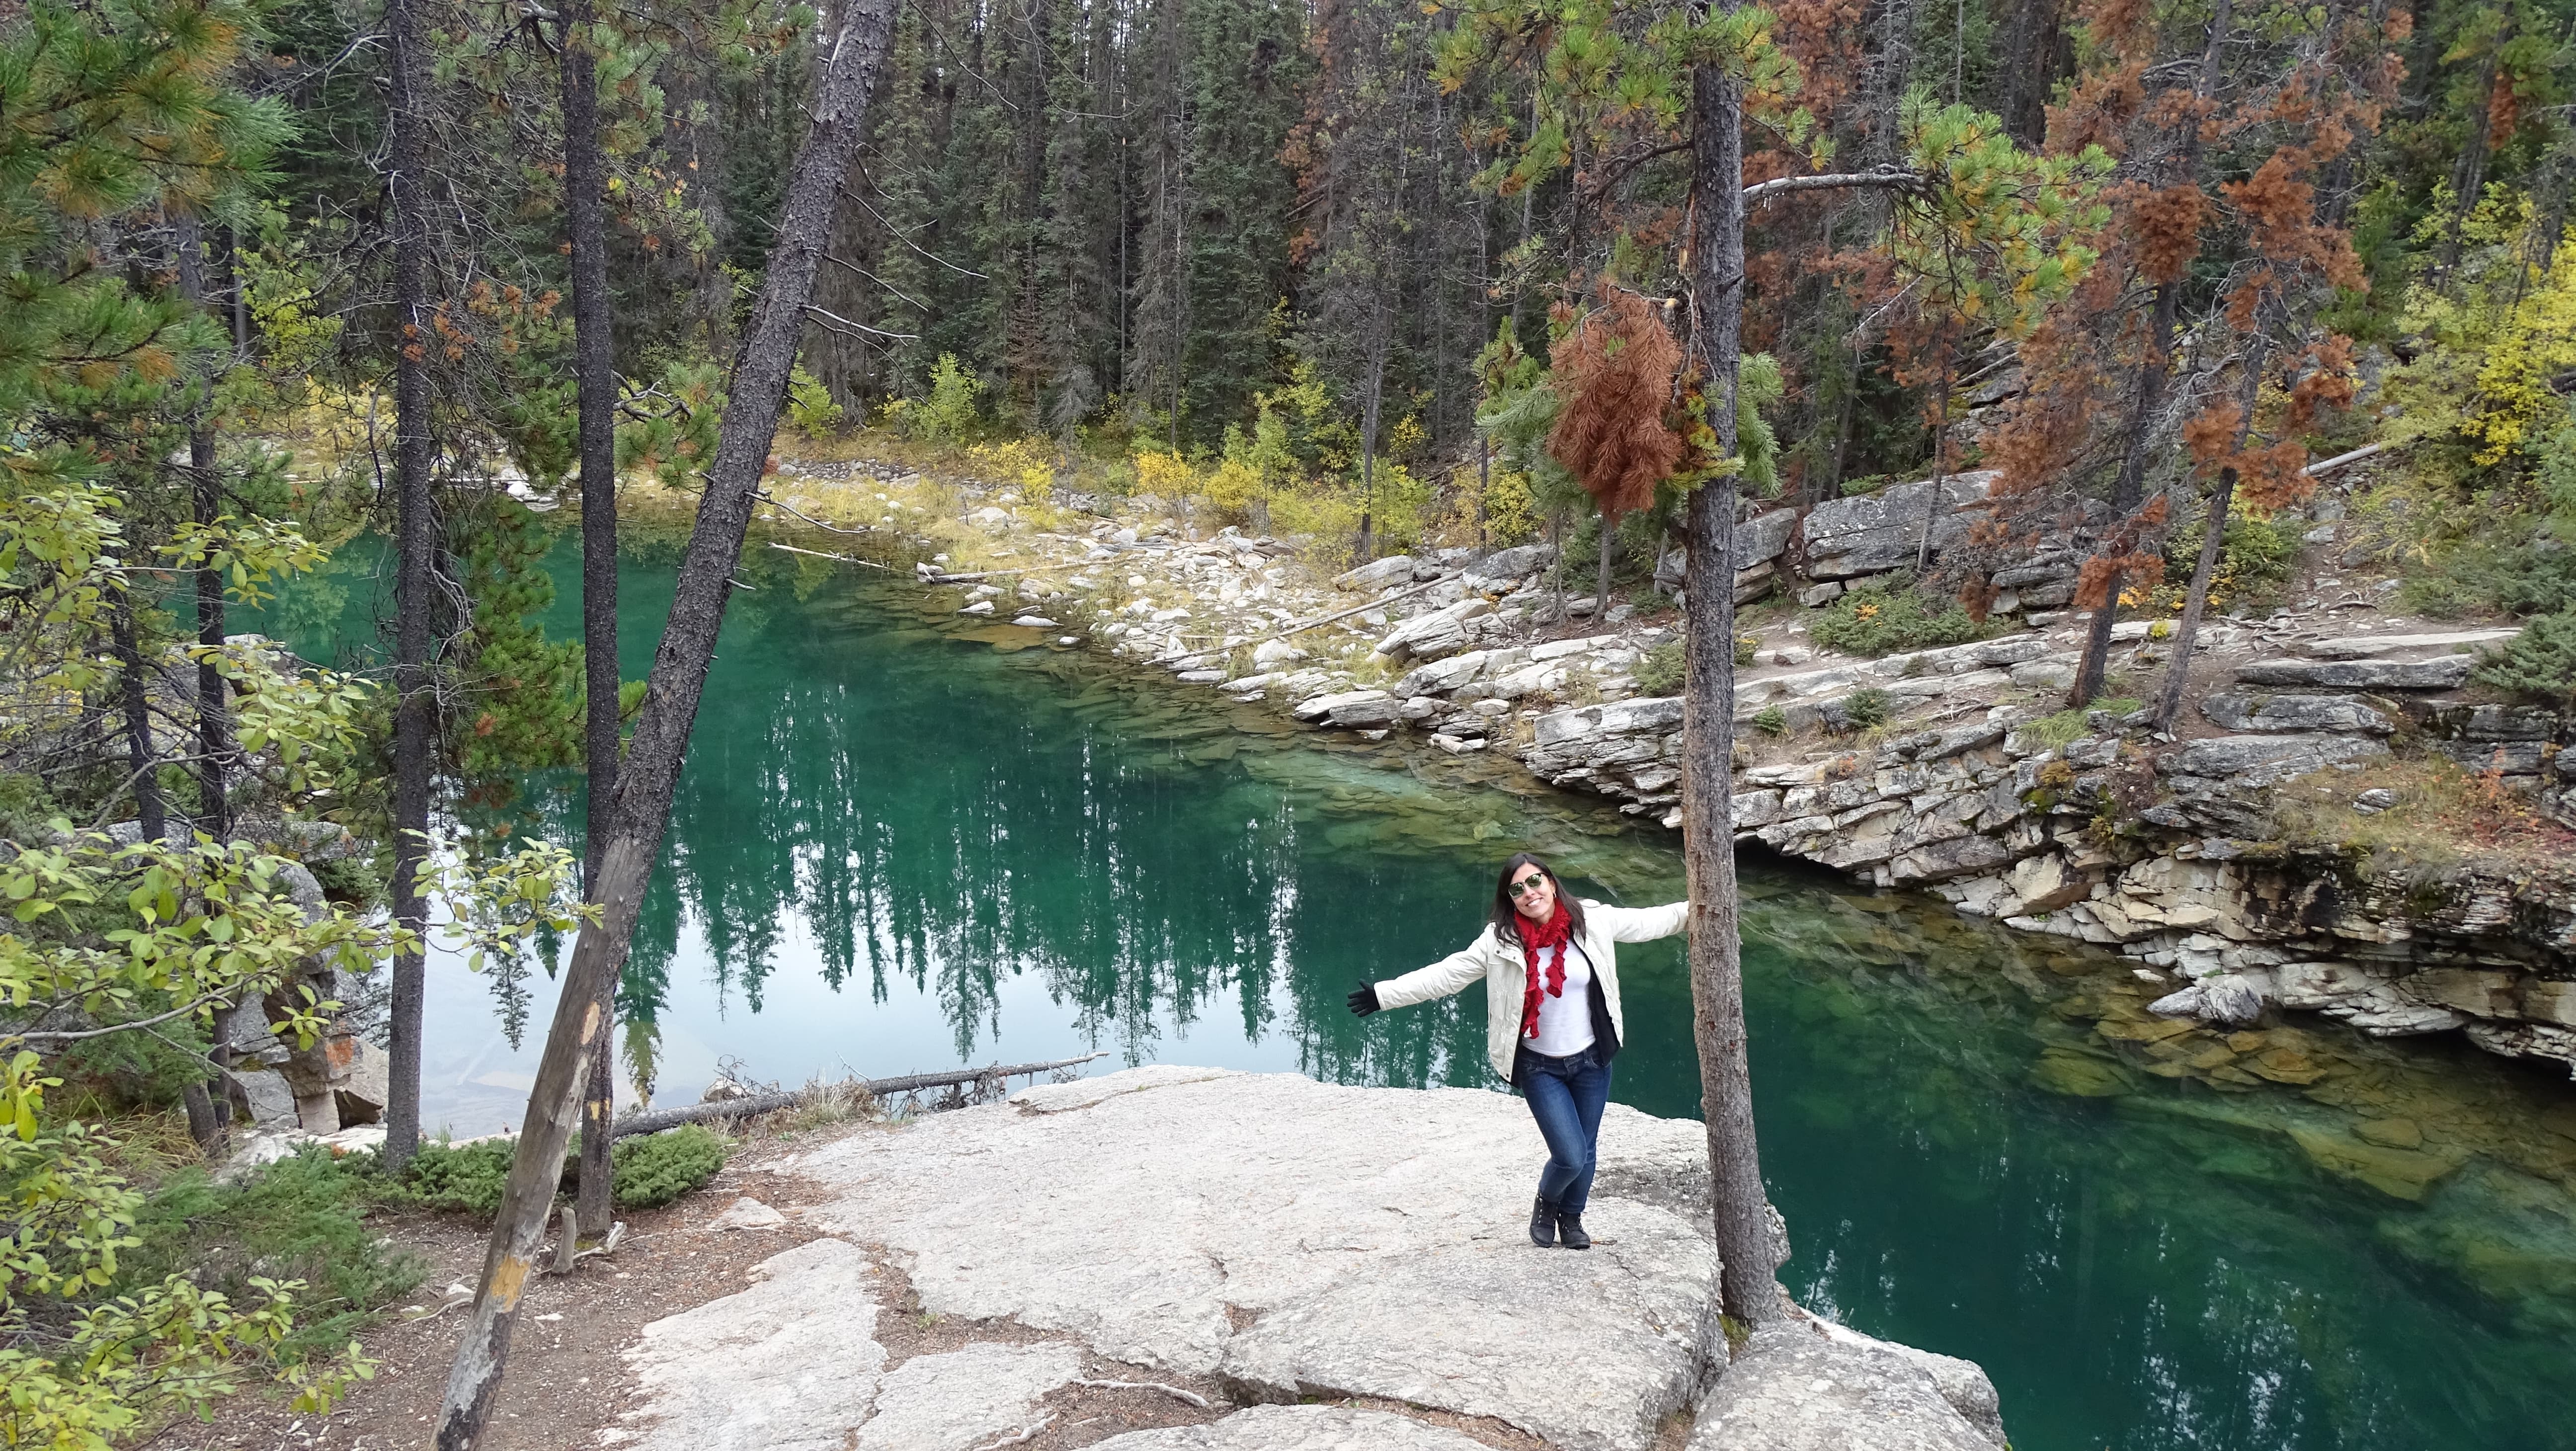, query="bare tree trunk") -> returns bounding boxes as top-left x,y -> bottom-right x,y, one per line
2153,350 -> 2263,730
433,6 -> 903,1443
1685,46 -> 1782,1329
2069,0 -> 2229,707
1596,509 -> 1617,619
2440,52 -> 2500,276
2067,275 -> 2173,706
560,0 -> 622,1242
383,0 -> 438,1172
176,220 -> 232,838
110,589 -> 163,842
1914,358 -> 1951,574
